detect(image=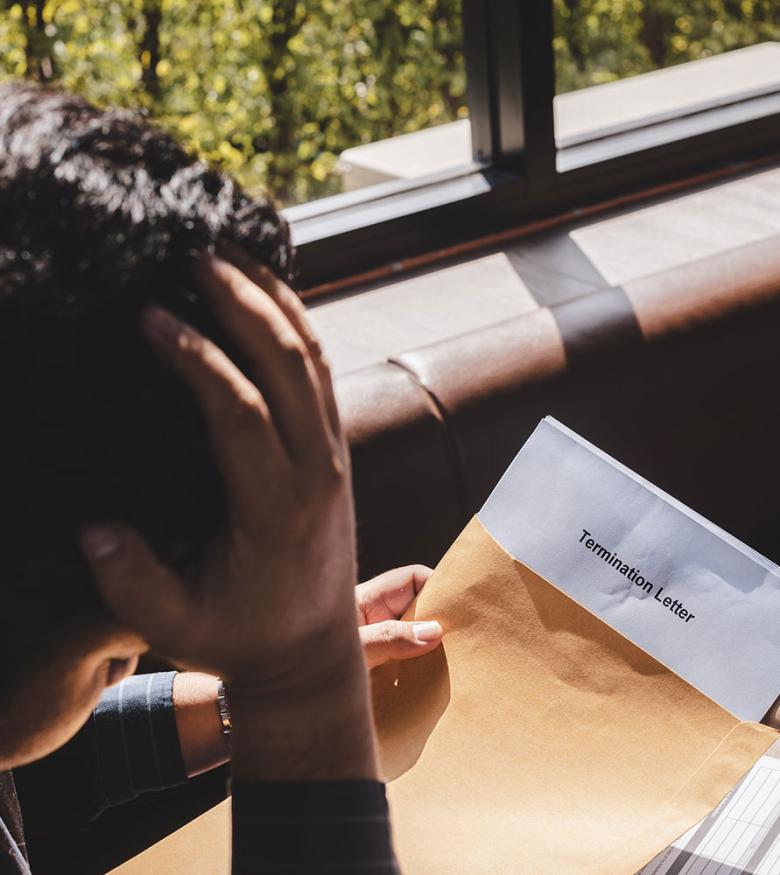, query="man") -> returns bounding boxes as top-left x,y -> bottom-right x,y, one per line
0,82 -> 443,873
